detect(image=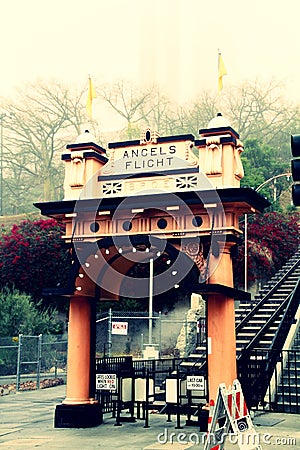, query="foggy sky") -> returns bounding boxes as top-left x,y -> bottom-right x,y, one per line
1,0 -> 299,107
